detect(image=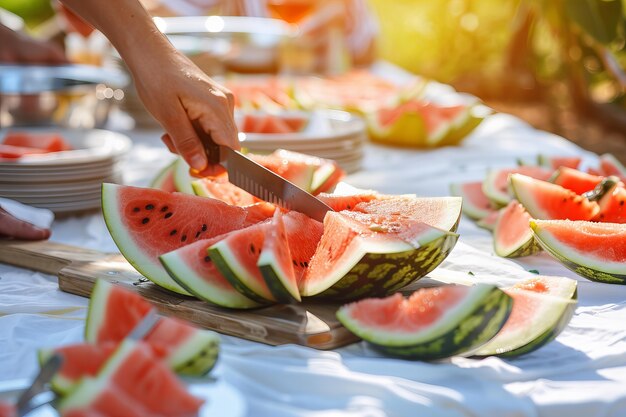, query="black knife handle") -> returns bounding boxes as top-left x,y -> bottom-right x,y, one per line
192,120 -> 221,165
